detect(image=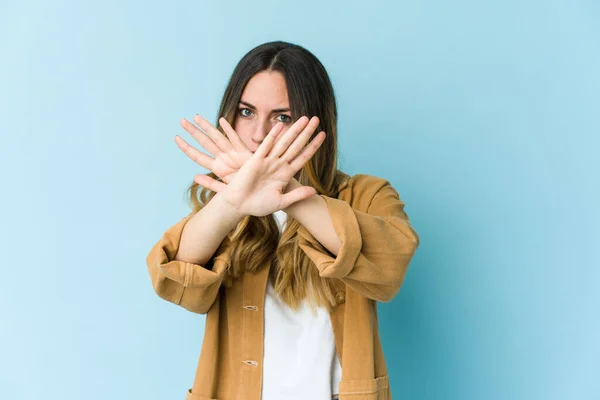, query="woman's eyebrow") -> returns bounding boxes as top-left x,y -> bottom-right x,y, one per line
239,100 -> 290,113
